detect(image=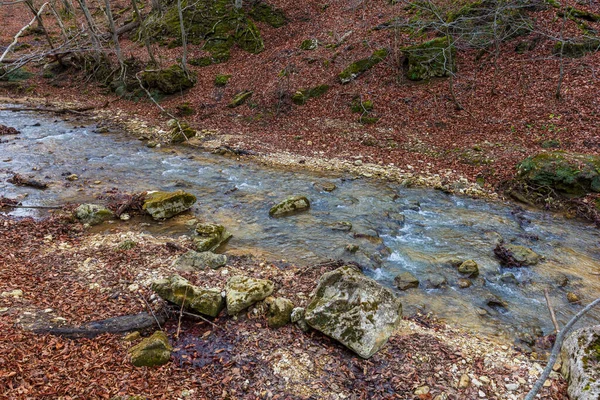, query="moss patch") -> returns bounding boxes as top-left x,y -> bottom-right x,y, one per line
140,64 -> 196,95
228,90 -> 253,107
214,74 -> 231,87
291,84 -> 329,105
553,38 -> 600,58
300,38 -> 318,50
338,48 -> 388,84
402,37 -> 456,81
249,2 -> 287,28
